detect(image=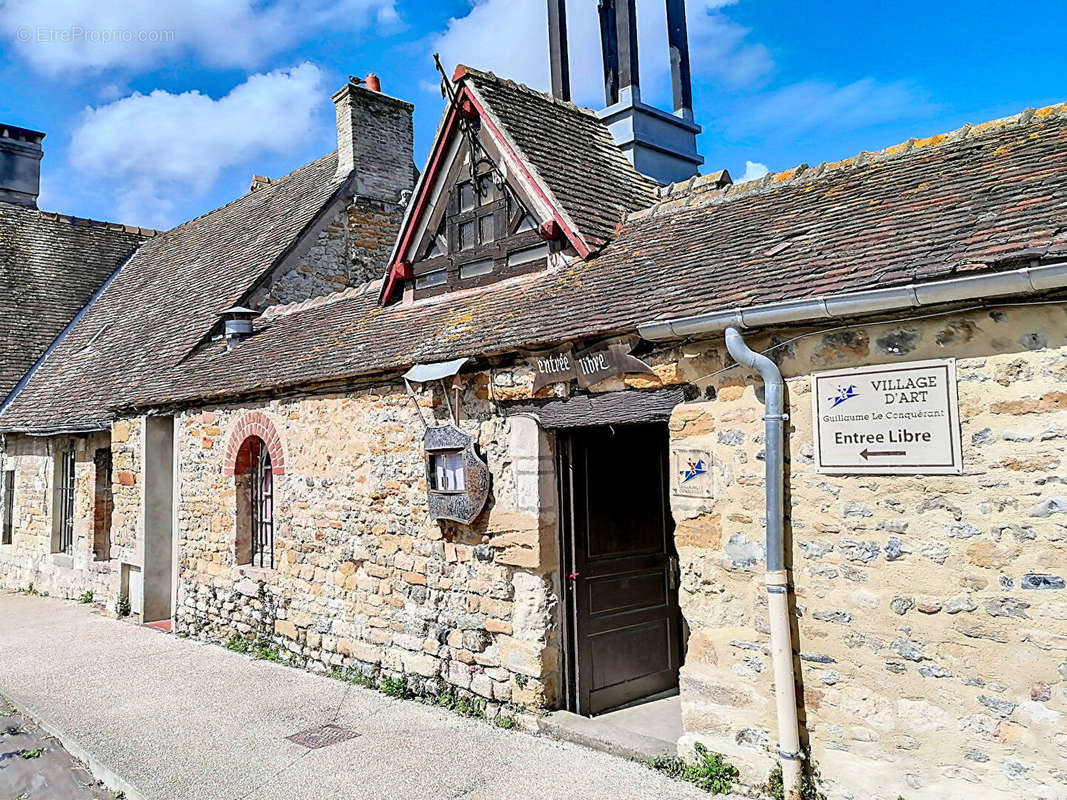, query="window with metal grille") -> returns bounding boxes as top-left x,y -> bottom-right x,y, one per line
235,436 -> 273,569
2,469 -> 14,545
55,449 -> 75,554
